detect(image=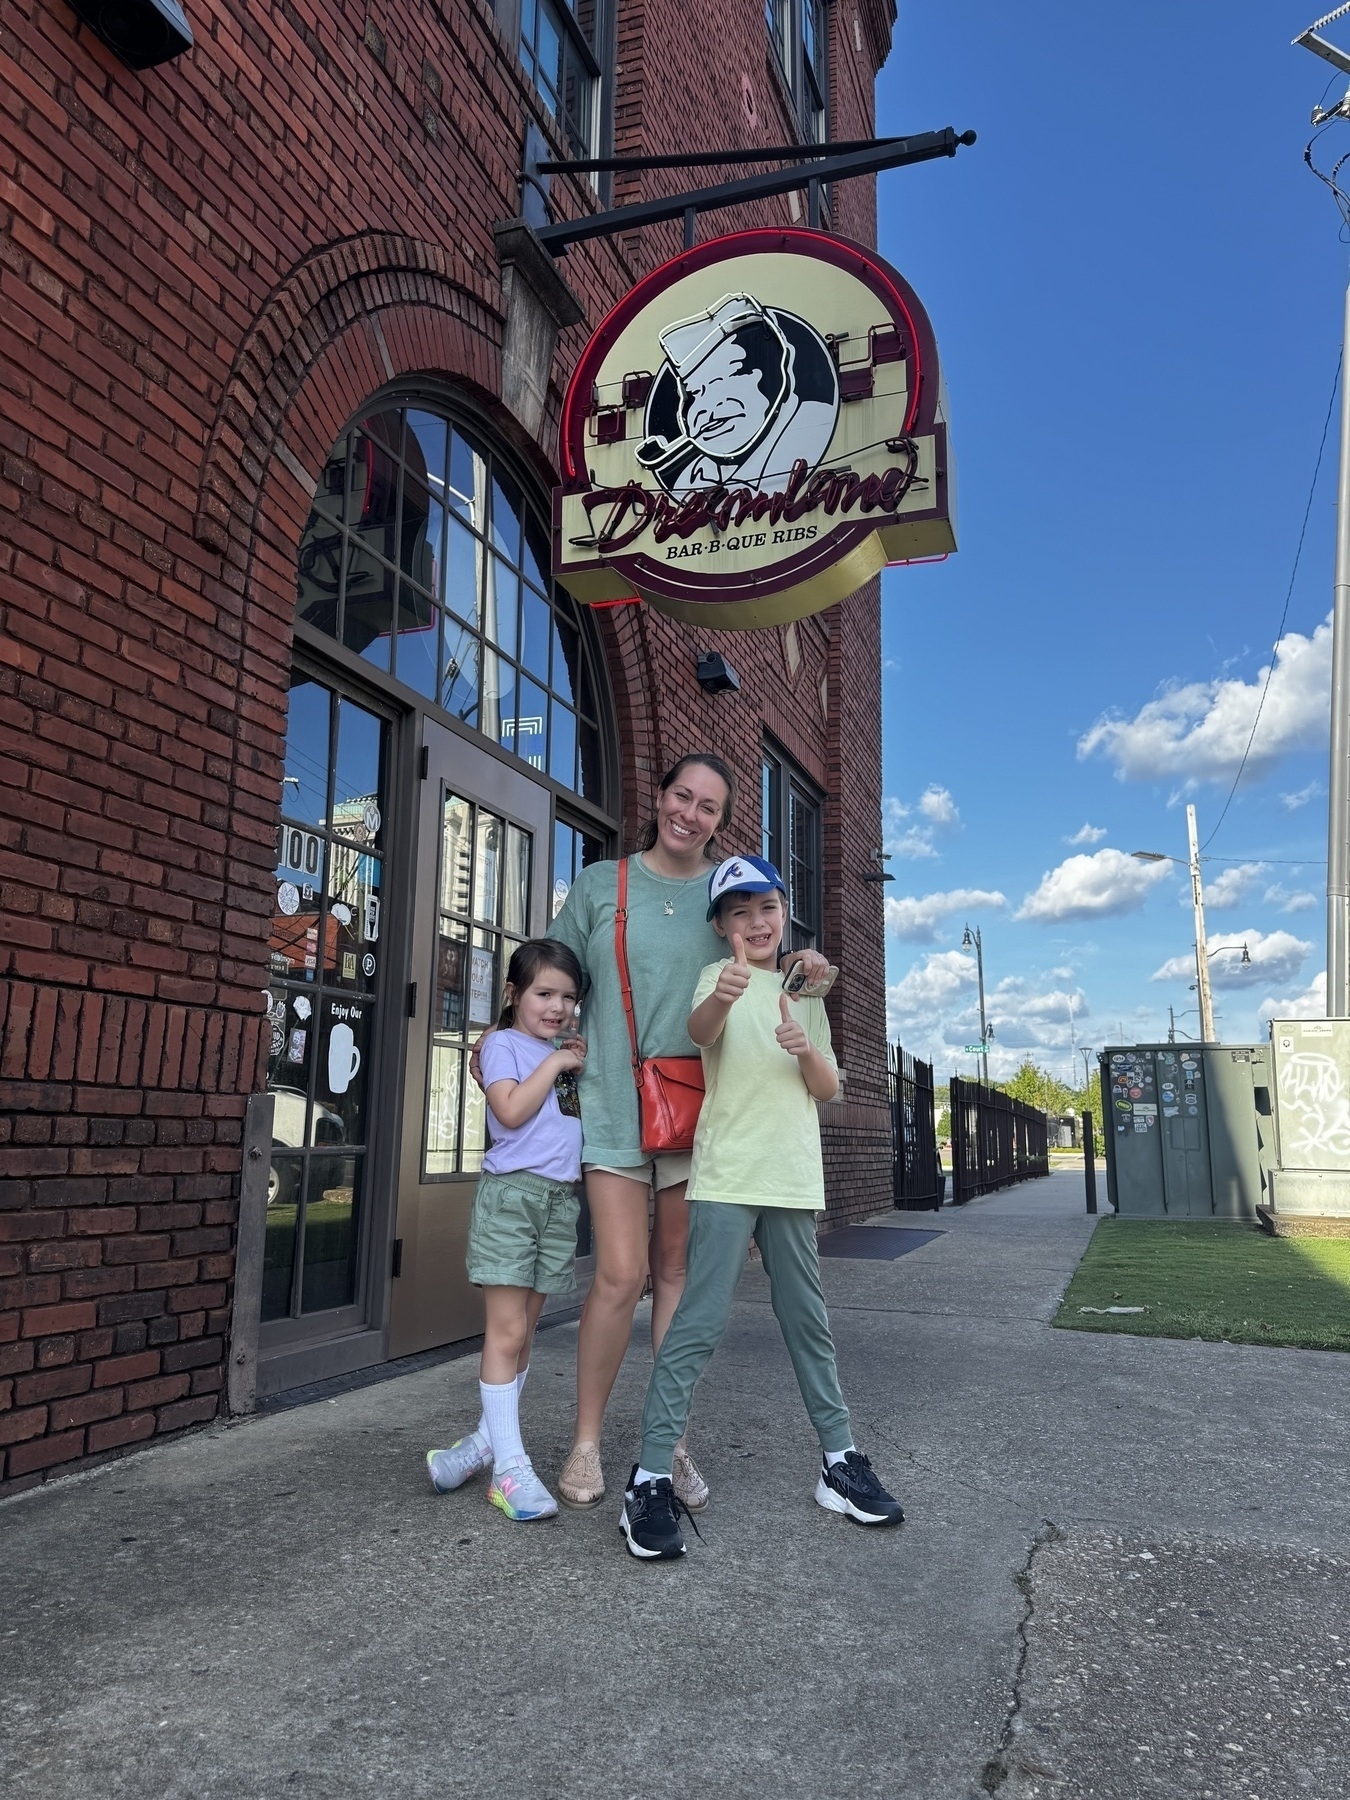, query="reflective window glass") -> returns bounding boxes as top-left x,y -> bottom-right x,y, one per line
293,402 -> 614,813
515,677 -> 549,773
281,681 -> 332,827
266,670 -> 389,1322
424,794 -> 537,1177
396,583 -> 440,700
